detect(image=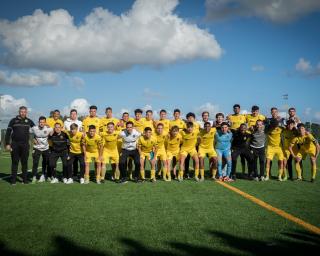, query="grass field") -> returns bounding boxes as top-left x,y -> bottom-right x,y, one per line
0,149 -> 319,255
